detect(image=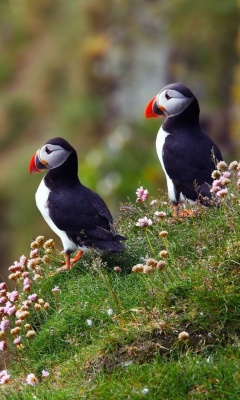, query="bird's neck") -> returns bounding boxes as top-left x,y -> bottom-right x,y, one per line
44,151 -> 80,188
163,98 -> 200,132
